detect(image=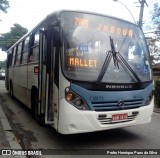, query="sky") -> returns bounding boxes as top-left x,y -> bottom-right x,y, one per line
0,0 -> 158,61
